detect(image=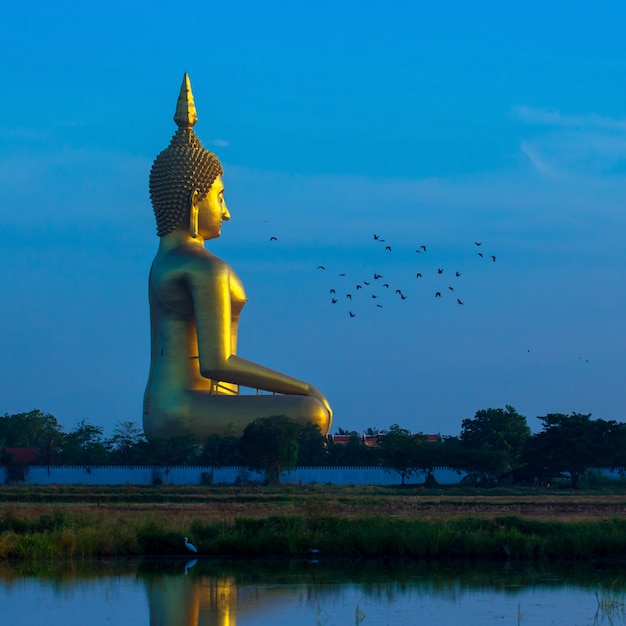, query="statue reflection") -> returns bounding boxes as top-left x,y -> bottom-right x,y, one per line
147,572 -> 237,626
146,565 -> 307,626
